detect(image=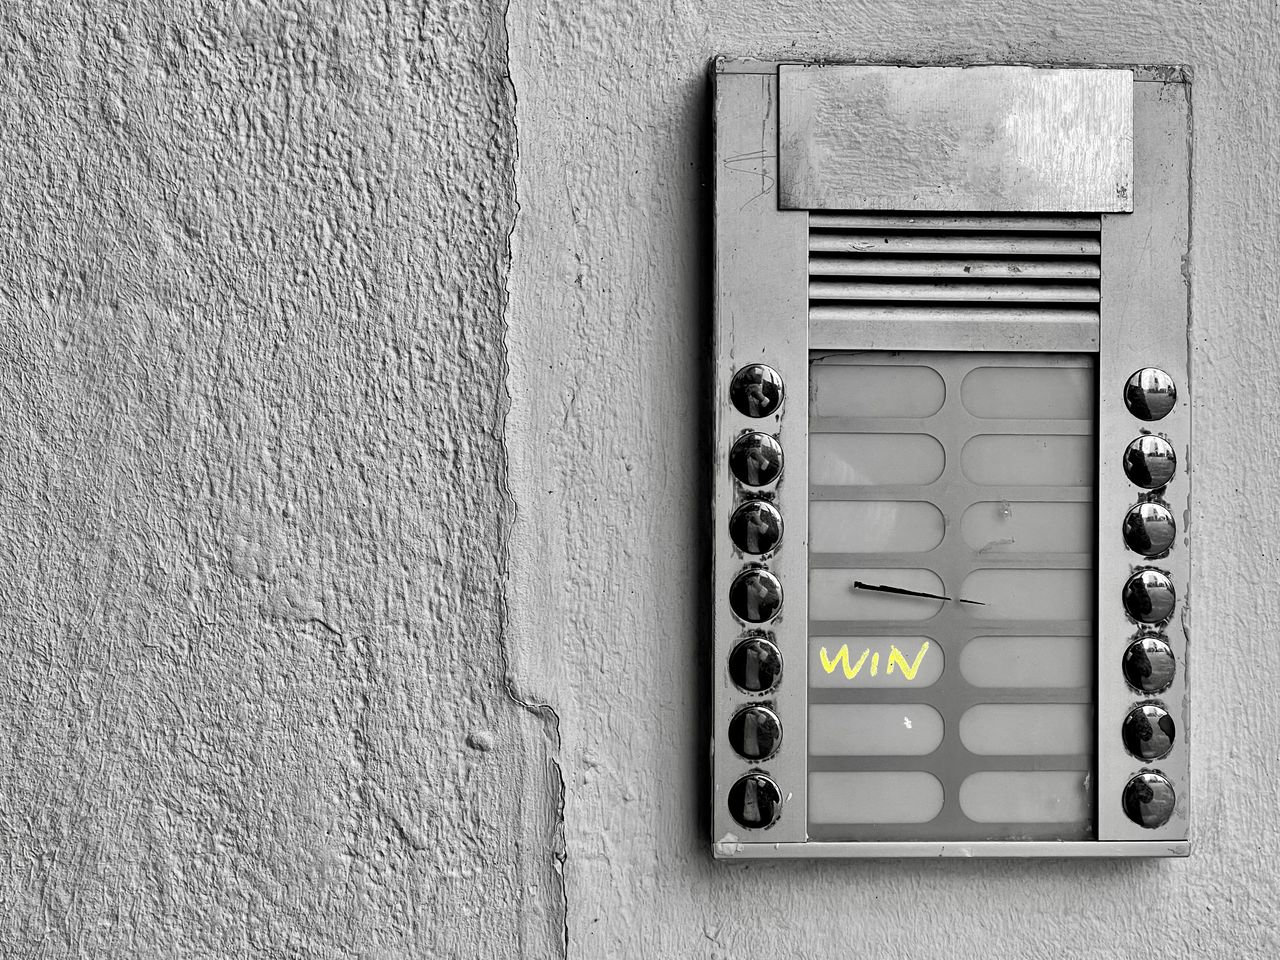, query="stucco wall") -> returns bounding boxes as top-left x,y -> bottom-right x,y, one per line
506,1 -> 1280,958
0,2 -> 559,957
